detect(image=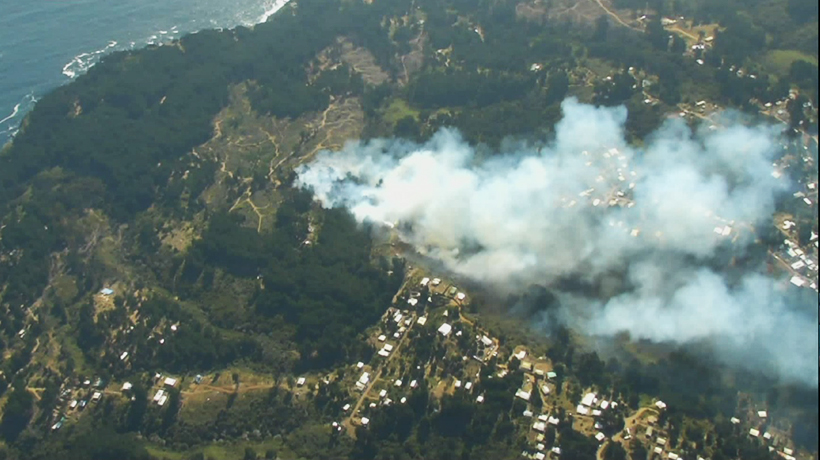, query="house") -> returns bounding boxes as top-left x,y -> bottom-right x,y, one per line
358,372 -> 370,386
417,316 -> 427,326
464,381 -> 472,390
655,400 -> 667,410
394,379 -> 402,387
595,432 -> 606,442
515,389 -> 531,401
576,405 -> 590,416
410,380 -> 418,389
384,344 -> 394,352
342,404 -> 351,411
731,417 -> 741,424
91,391 -> 102,402
379,389 -> 387,398
750,429 -> 760,437
378,348 -> 390,357
480,335 -> 493,347
121,382 -> 133,392
476,395 -> 485,403
438,323 -> 452,337
420,277 -> 430,286
532,421 -> 546,432
164,377 -> 177,388
378,334 -> 386,342
296,377 -> 306,387
523,410 -> 534,418
100,288 -> 114,296
657,437 -> 667,446
153,389 -> 165,403
581,392 -> 597,407
757,410 -> 767,418
158,395 -> 168,406
361,417 -> 370,426
456,292 -> 466,301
